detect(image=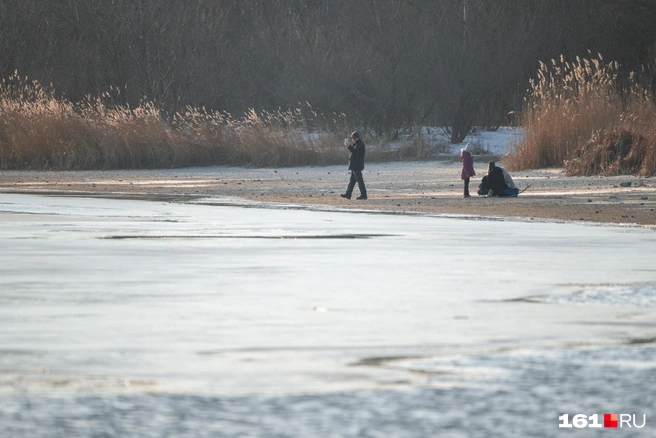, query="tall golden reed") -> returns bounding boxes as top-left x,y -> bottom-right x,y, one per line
507,55 -> 656,176
0,74 -> 350,170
